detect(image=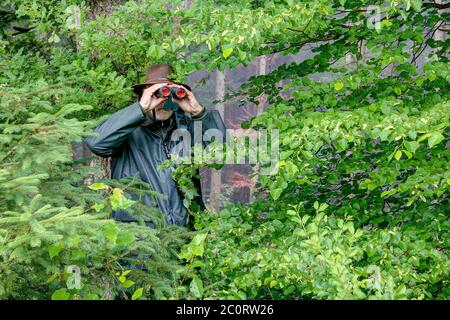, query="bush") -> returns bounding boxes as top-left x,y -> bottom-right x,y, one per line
177,200 -> 448,300
0,58 -> 191,299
